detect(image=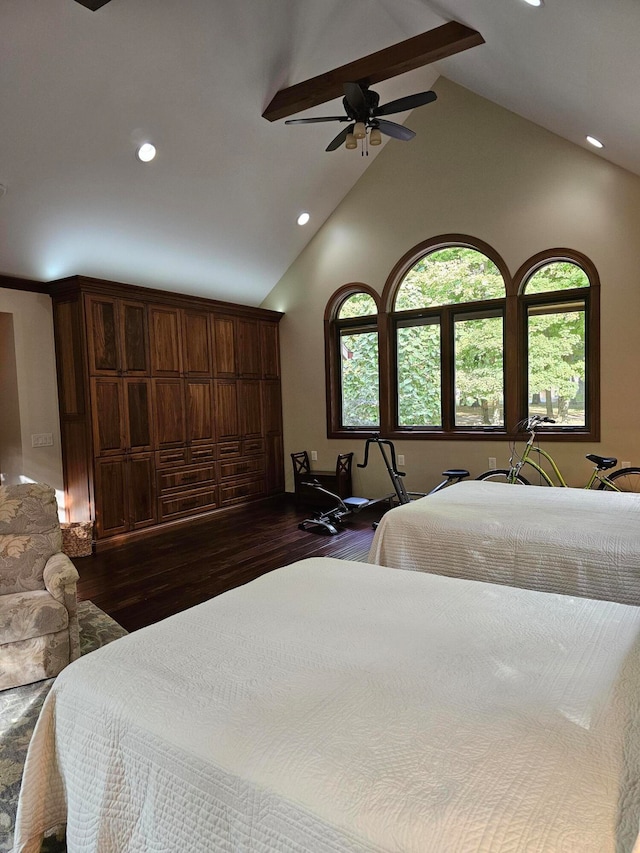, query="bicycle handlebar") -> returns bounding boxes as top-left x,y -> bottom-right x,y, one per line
522,415 -> 556,431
